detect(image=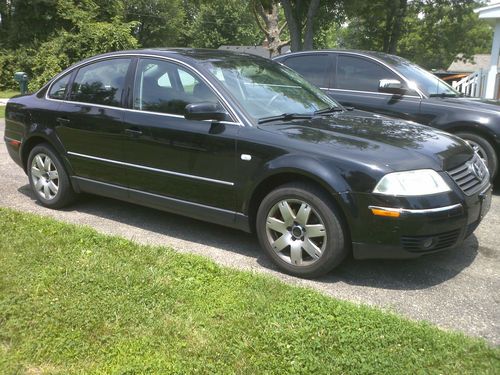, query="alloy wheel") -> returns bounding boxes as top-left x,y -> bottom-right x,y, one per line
30,153 -> 59,200
265,199 -> 327,266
